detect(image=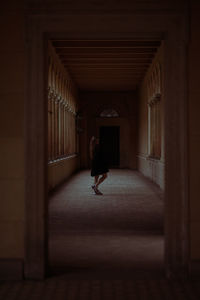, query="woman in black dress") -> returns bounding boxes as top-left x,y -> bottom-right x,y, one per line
89,136 -> 109,195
